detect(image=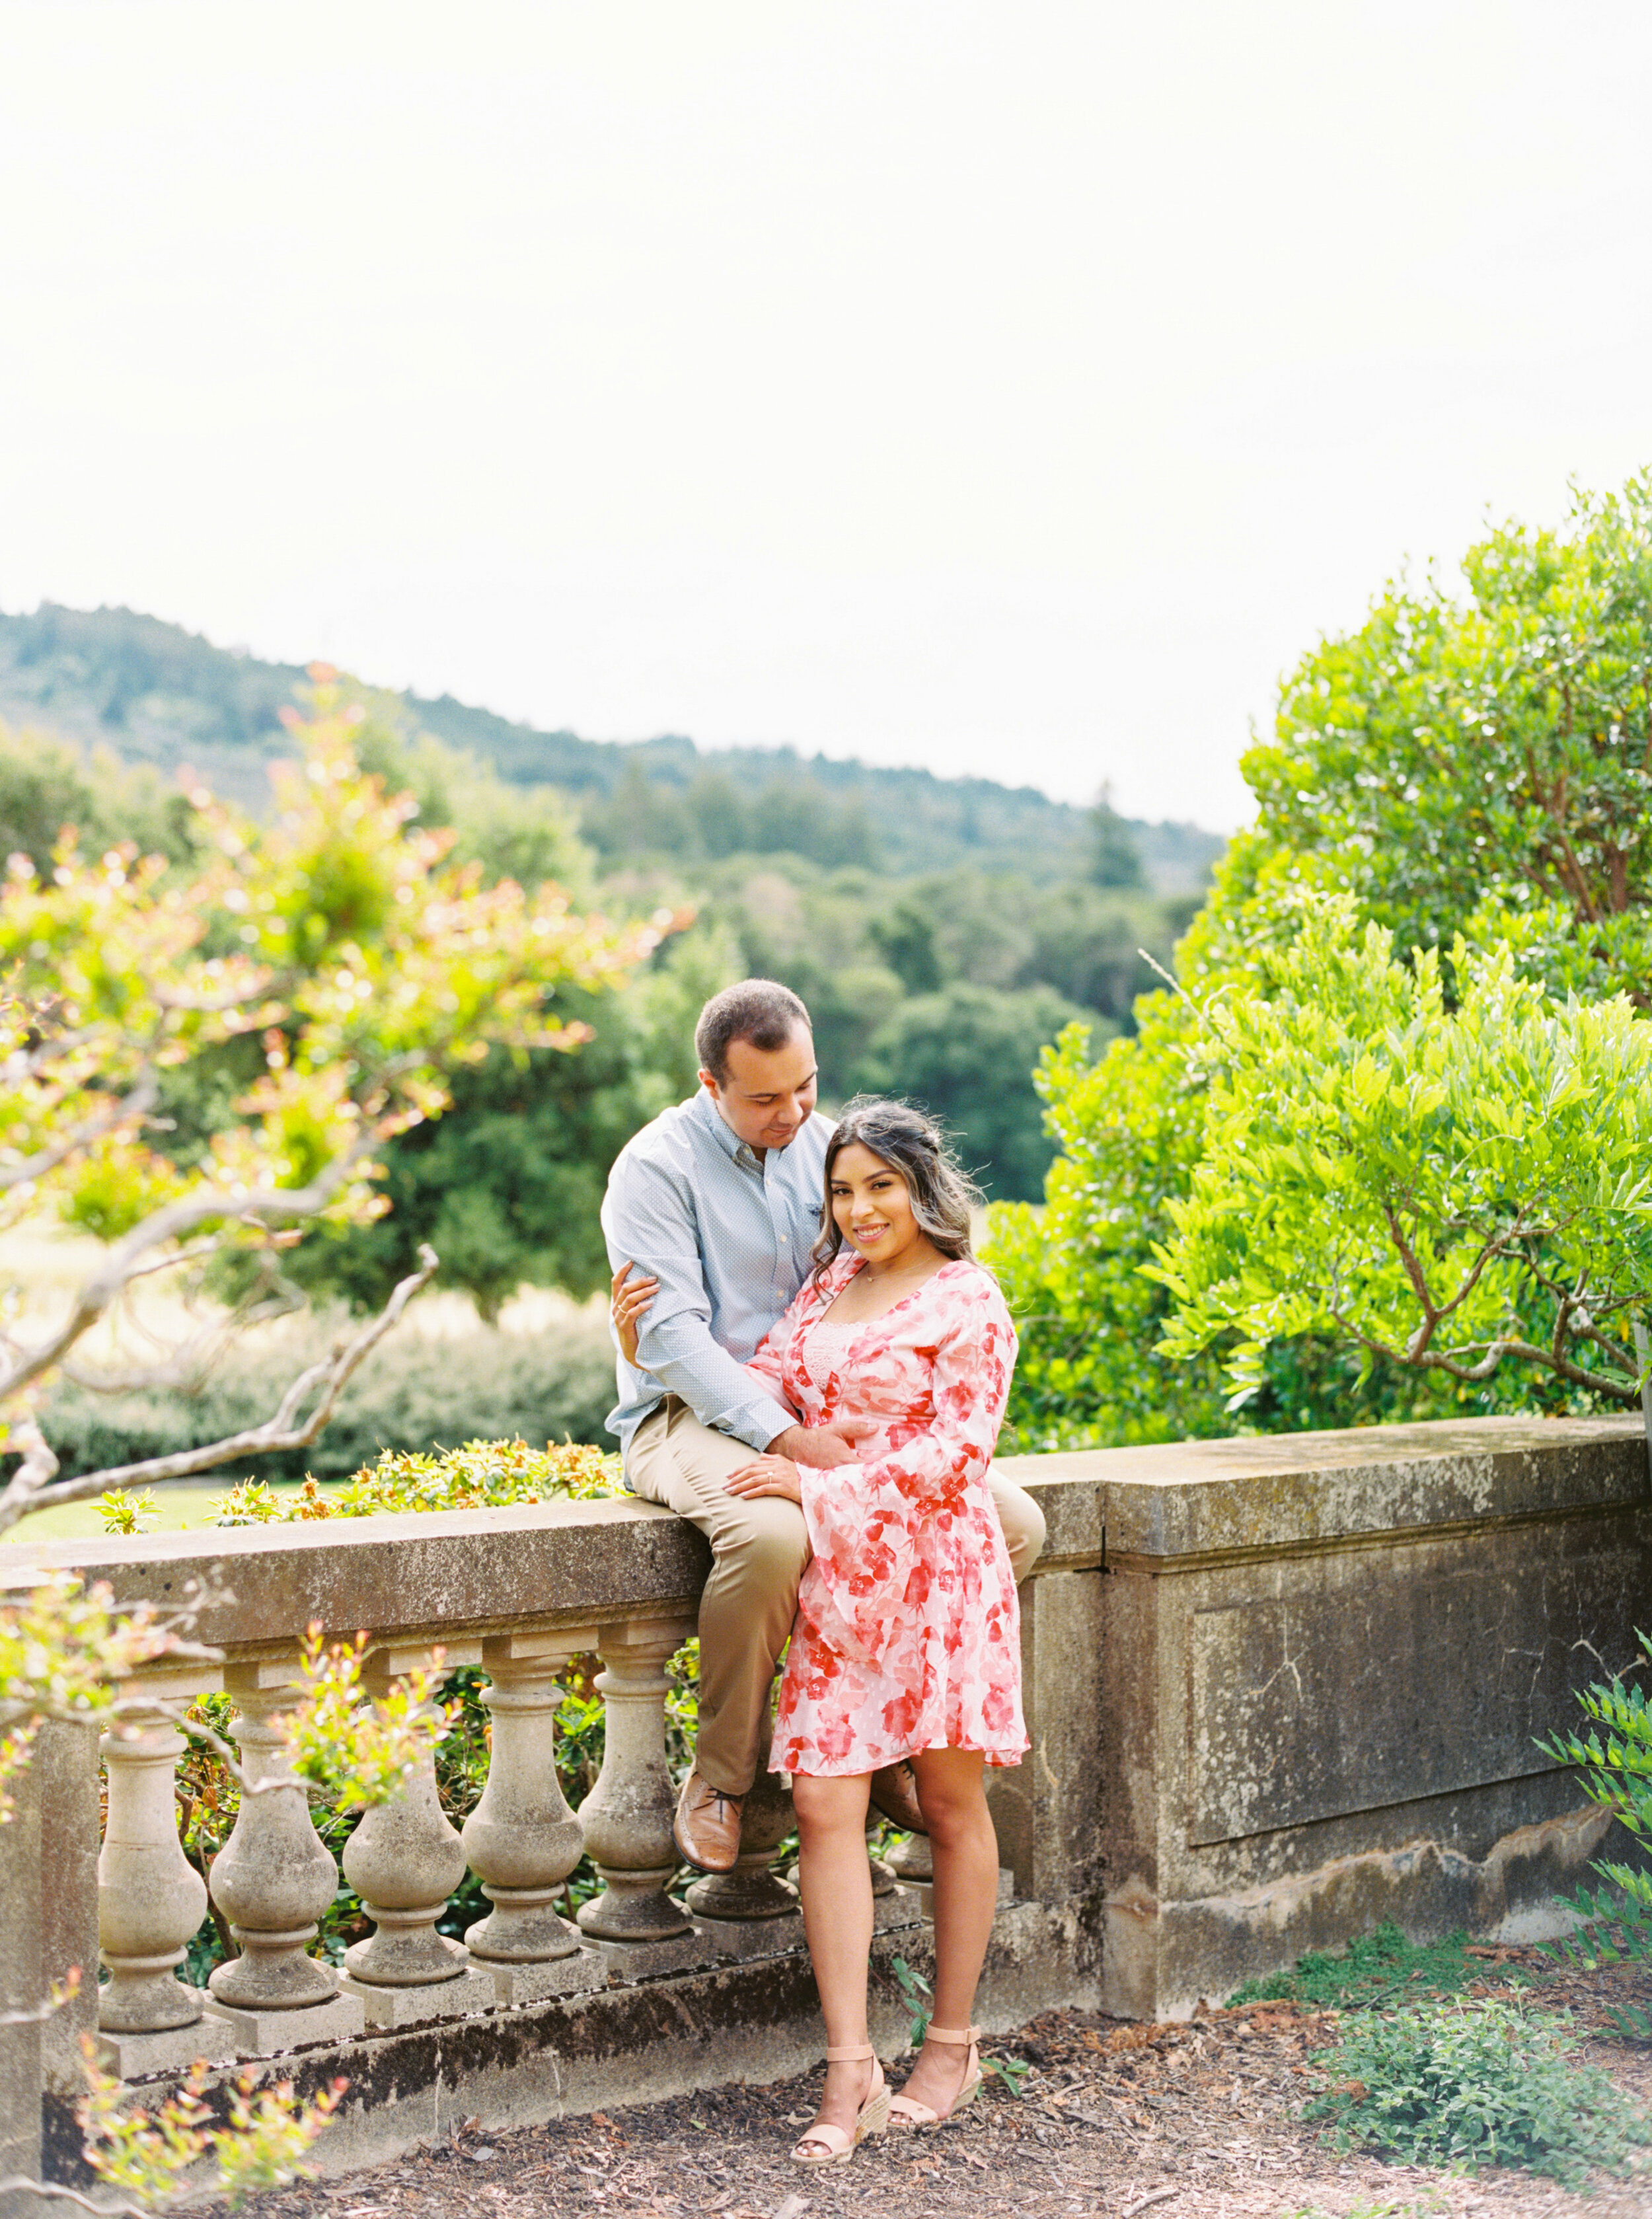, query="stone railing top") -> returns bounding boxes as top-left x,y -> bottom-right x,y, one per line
3,1417 -> 1644,1645
1,1495 -> 710,1657
998,1410 -> 1647,1567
